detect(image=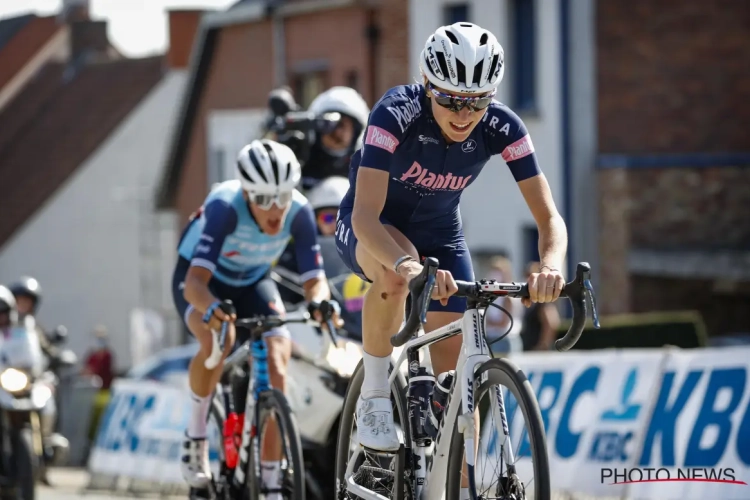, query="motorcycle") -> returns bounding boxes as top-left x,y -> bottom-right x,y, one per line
0,321 -> 75,499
